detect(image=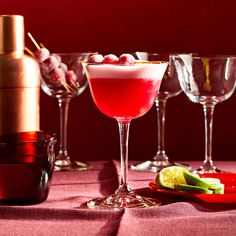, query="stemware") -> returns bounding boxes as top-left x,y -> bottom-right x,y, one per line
173,54 -> 236,173
40,52 -> 91,171
83,58 -> 168,209
131,52 -> 188,172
